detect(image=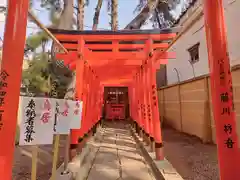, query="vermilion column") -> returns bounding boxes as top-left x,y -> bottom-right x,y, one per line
0,0 -> 29,179
139,70 -> 145,133
132,78 -> 136,121
146,39 -> 155,150
71,38 -> 85,145
79,63 -> 88,141
85,67 -> 92,133
130,84 -> 136,127
144,65 -> 152,135
86,70 -> 92,132
133,84 -> 137,122
97,84 -> 101,121
93,77 -> 99,125
137,73 -> 143,129
204,0 -> 240,179
150,60 -> 164,160
94,78 -> 99,124
145,65 -> 154,149
128,85 -> 133,119
141,67 -> 150,145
